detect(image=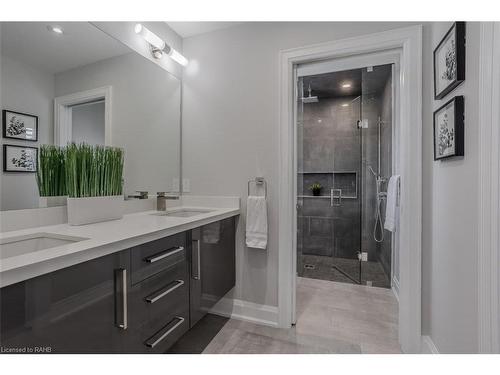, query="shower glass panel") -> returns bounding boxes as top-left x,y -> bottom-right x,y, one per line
360,65 -> 393,287
296,64 -> 393,288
